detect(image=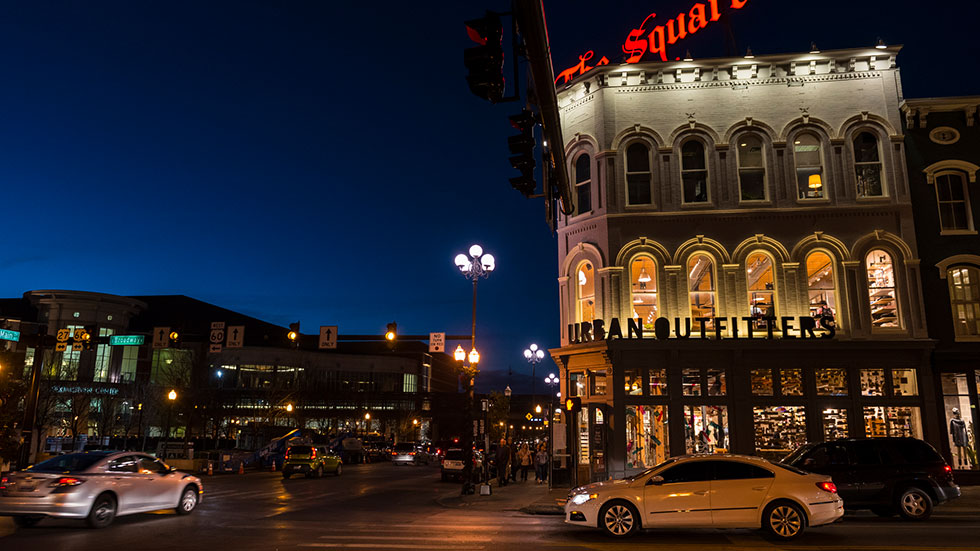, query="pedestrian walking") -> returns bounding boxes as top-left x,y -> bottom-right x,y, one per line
507,438 -> 518,482
517,443 -> 532,482
495,438 -> 510,486
534,444 -> 549,484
